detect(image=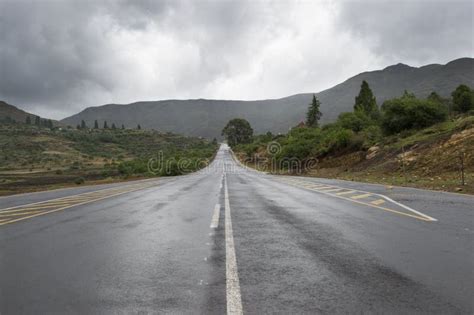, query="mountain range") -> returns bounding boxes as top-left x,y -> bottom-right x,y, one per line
61,58 -> 473,138
2,58 -> 473,138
